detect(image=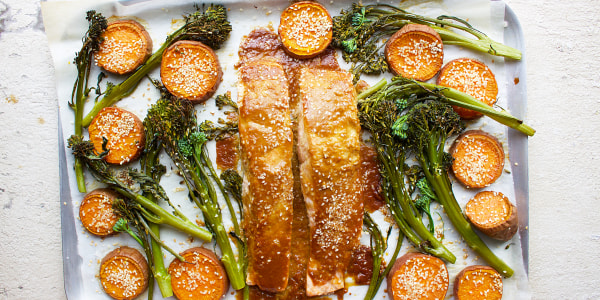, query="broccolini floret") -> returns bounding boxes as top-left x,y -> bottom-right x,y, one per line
332,3 -> 522,80
358,84 -> 456,263
400,100 -> 514,277
144,95 -> 246,291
